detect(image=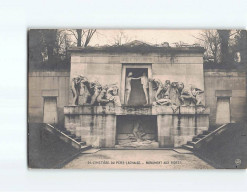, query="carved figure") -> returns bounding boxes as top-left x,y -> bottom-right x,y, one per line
125,72 -> 133,104
177,82 -> 205,106
107,85 -> 121,106
192,87 -> 205,106
150,79 -> 205,107
132,119 -> 145,142
163,80 -> 171,97
138,72 -> 149,105
71,75 -> 122,106
90,81 -> 102,105
177,82 -> 184,94
71,75 -> 88,105
169,82 -> 180,106
96,86 -> 110,106
149,78 -> 164,101
179,84 -> 196,106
